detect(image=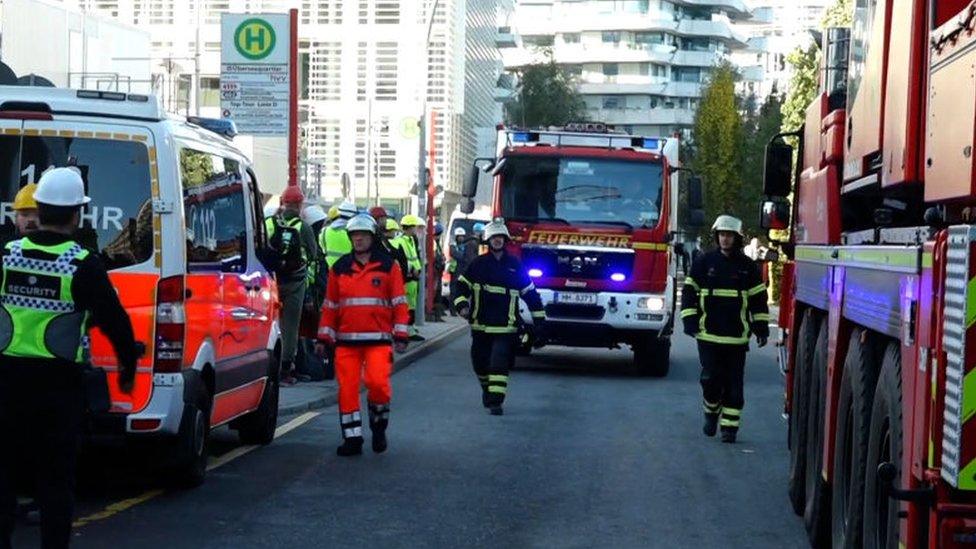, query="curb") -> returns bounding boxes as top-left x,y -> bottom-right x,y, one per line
277,322 -> 468,417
